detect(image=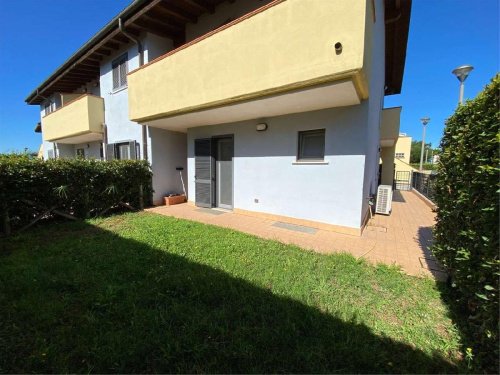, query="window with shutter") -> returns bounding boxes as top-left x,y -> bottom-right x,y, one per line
112,53 -> 128,90
107,141 -> 139,161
